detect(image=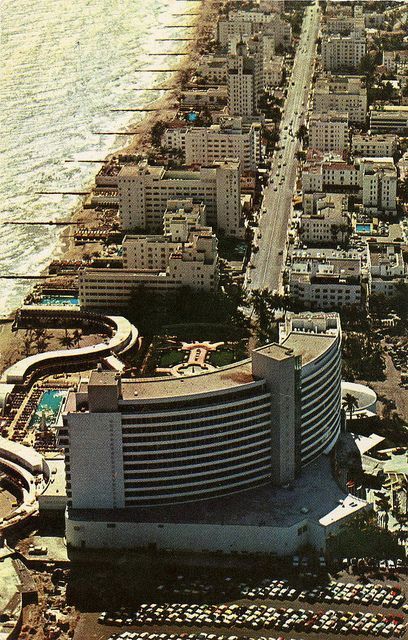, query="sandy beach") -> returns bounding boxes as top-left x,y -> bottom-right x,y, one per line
0,0 -> 221,374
